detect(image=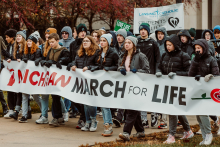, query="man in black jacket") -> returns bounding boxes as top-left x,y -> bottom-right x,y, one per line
136,23 -> 161,128
178,30 -> 194,58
